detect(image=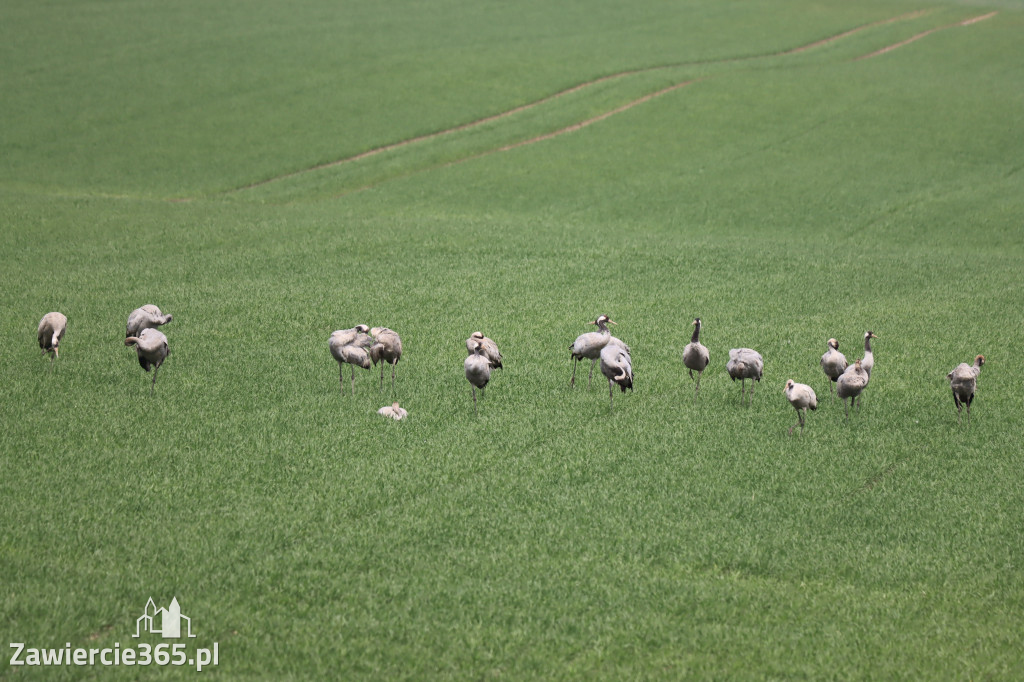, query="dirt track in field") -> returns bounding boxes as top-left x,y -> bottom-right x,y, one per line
495,80 -> 697,154
228,10 -> 996,198
855,12 -> 996,61
782,10 -> 931,55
